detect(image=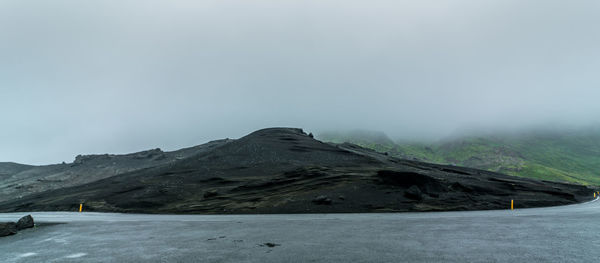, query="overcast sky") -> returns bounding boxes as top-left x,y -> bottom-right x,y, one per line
1,0 -> 600,164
